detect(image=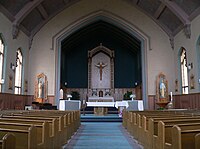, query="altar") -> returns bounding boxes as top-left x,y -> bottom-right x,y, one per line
59,100 -> 81,111
86,101 -> 115,115
88,96 -> 114,102
115,100 -> 144,111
